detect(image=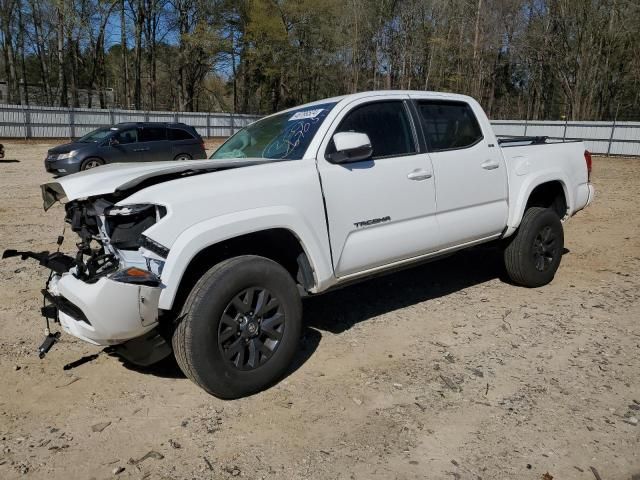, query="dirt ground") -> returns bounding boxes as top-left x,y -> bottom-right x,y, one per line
0,140 -> 638,480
